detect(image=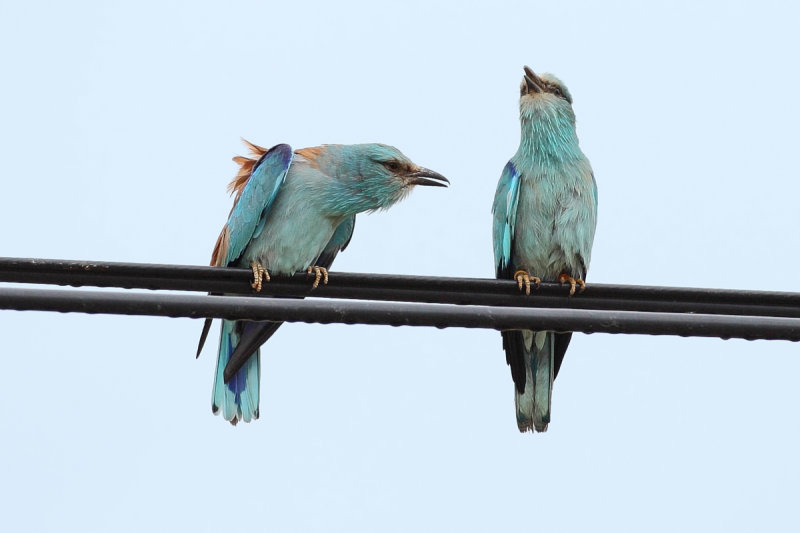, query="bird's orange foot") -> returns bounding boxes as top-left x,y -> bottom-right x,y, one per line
513,269 -> 541,296
306,266 -> 329,290
250,262 -> 270,292
558,273 -> 585,296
